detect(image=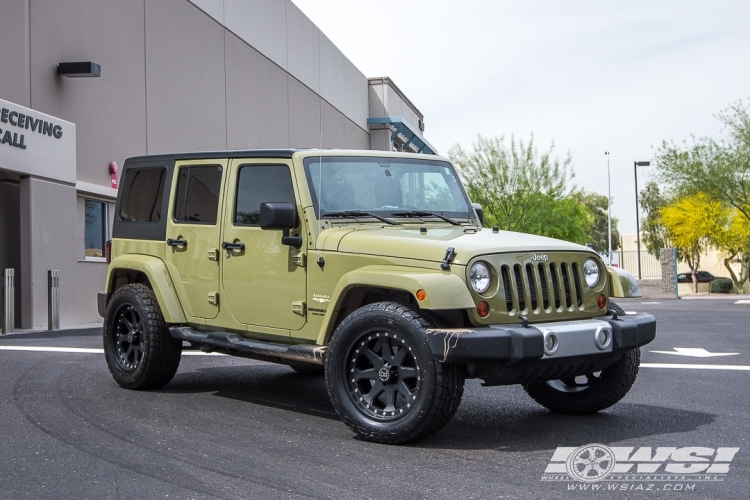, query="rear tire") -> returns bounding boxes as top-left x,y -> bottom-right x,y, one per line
326,302 -> 463,444
103,284 -> 182,390
523,348 -> 640,415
